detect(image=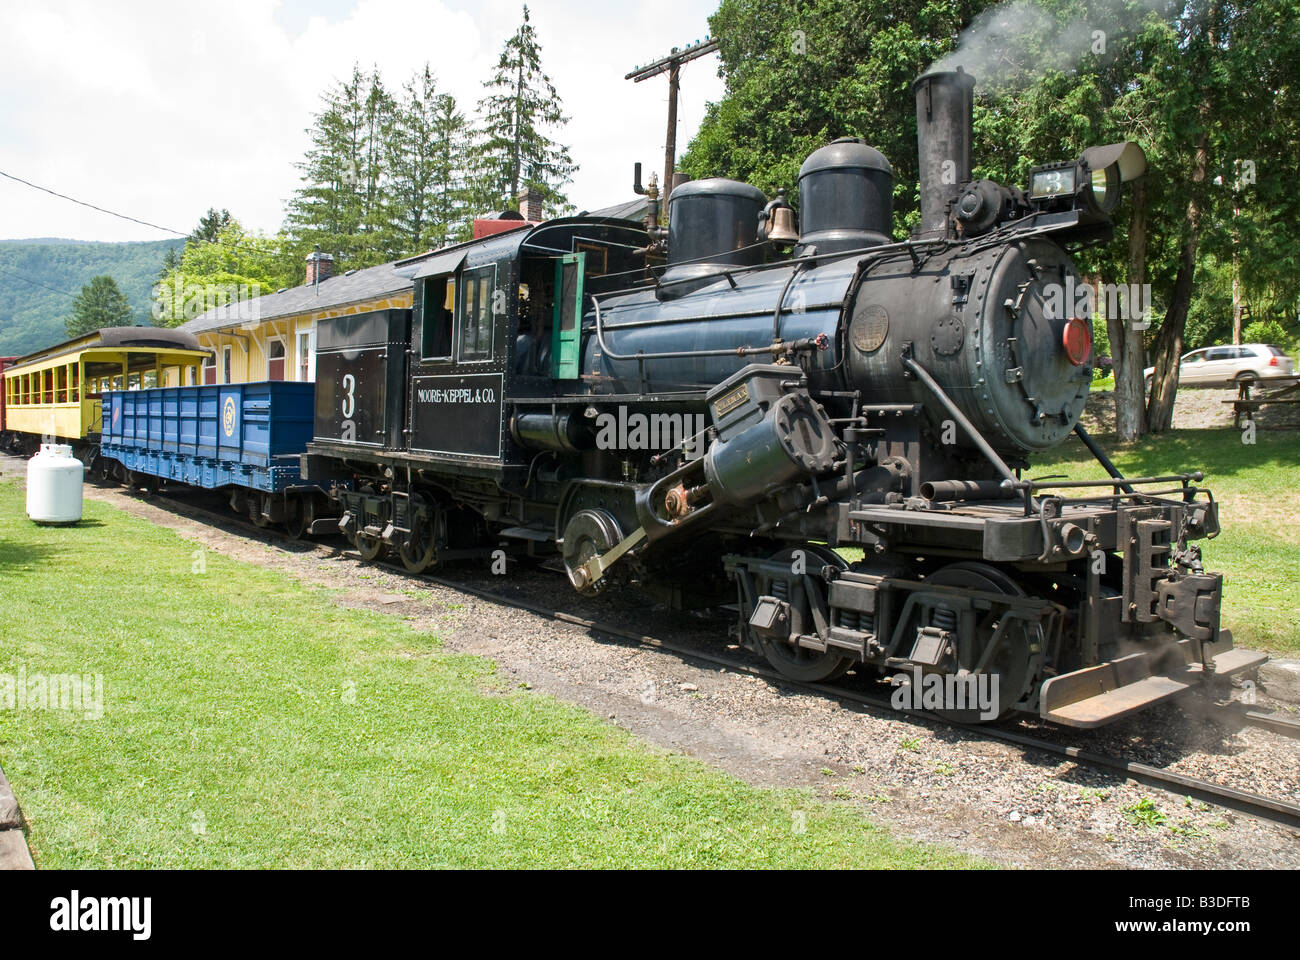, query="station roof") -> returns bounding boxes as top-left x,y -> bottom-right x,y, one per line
177,259 -> 412,336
